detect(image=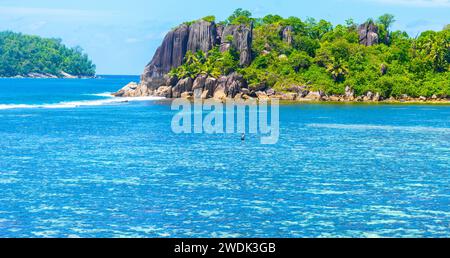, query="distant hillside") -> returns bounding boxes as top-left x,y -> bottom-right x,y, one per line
0,31 -> 96,78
